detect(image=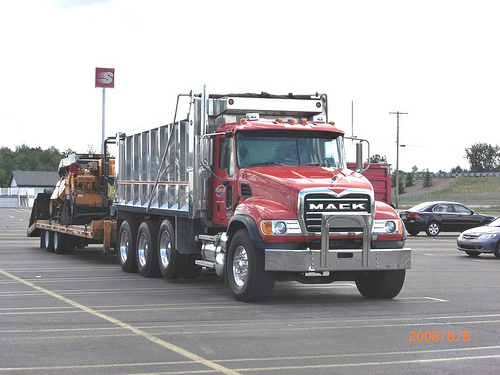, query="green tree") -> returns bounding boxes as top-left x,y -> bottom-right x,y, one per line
0,145 -> 65,187
370,154 -> 387,163
423,169 -> 433,187
405,172 -> 414,187
465,143 -> 500,172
